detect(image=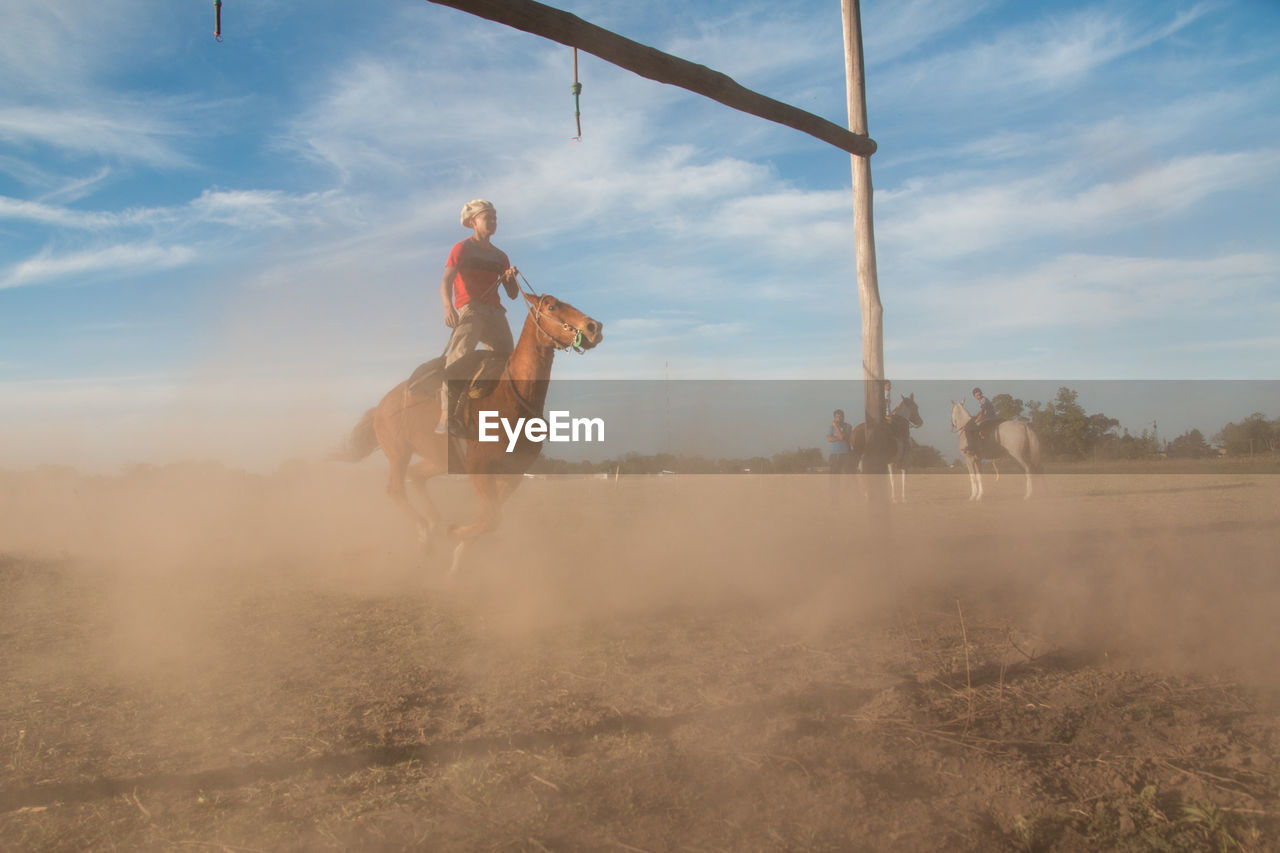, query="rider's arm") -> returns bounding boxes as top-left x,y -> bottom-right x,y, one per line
441,267 -> 459,325
501,267 -> 519,300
